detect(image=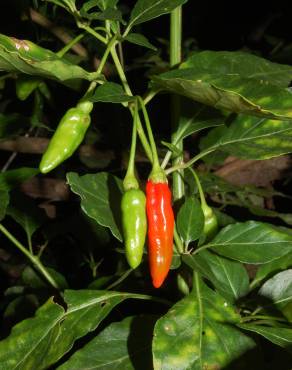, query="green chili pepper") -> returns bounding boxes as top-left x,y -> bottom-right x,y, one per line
39,101 -> 93,173
121,188 -> 147,269
201,203 -> 218,240
121,100 -> 147,269
190,168 -> 218,241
